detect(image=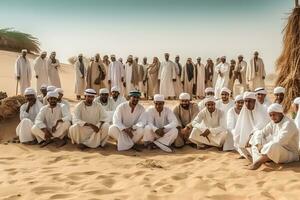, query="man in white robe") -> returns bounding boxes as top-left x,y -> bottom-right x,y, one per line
15,49 -> 32,95
69,89 -> 109,150
94,88 -> 114,123
158,53 -> 177,99
181,58 -> 196,97
86,53 -> 106,94
74,54 -> 87,100
31,91 -> 71,147
195,57 -> 205,99
37,84 -> 47,103
124,56 -> 139,96
189,97 -> 228,149
233,92 -> 270,159
140,57 -> 149,98
111,86 -> 126,111
108,55 -> 125,95
232,55 -> 247,95
198,87 -> 215,111
42,85 -> 56,105
47,52 -> 61,88
225,95 -> 244,151
255,87 -> 271,110
144,94 -> 178,152
273,86 -> 285,105
214,56 -> 230,99
108,90 -> 146,151
34,51 -> 48,94
247,51 -> 266,90
215,87 -> 234,121
55,88 -> 70,111
248,103 -> 299,170
16,88 -> 43,144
